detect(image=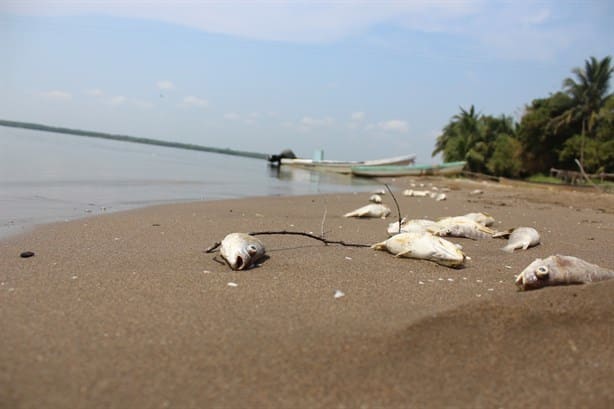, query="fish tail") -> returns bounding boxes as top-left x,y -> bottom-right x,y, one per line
371,241 -> 387,251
